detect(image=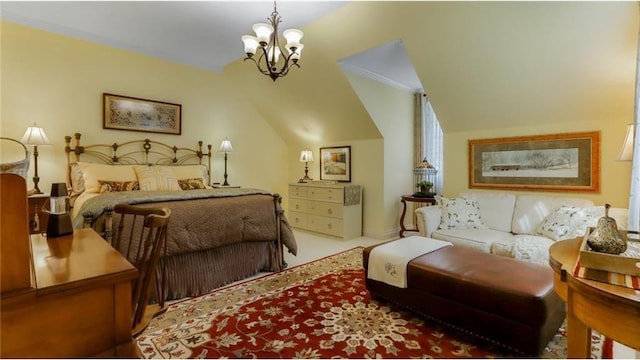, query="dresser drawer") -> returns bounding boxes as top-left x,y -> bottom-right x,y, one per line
308,201 -> 343,219
289,185 -> 308,198
308,215 -> 343,237
289,198 -> 308,213
288,211 -> 308,228
308,187 -> 344,203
